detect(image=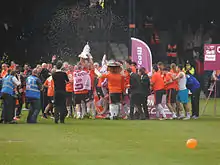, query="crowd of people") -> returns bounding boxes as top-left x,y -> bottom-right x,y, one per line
0,50 -> 205,124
